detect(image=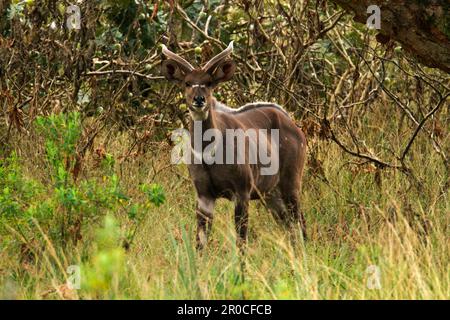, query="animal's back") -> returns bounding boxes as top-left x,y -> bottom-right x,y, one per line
215,101 -> 289,117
